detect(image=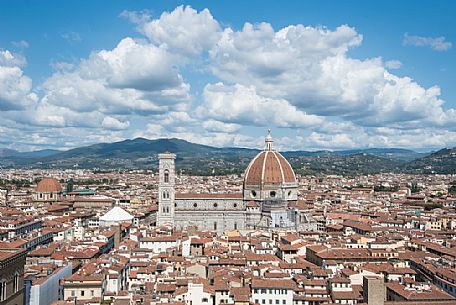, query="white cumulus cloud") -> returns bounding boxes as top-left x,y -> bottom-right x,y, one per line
140,5 -> 221,57
199,83 -> 327,128
208,21 -> 455,130
40,37 -> 191,116
0,50 -> 37,111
